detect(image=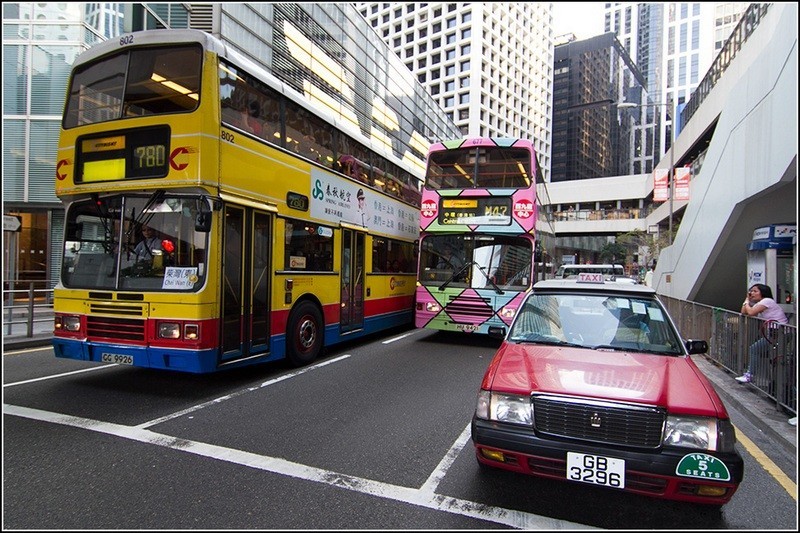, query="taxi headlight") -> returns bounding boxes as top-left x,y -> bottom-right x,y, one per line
663,415 -> 720,451
475,390 -> 532,426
